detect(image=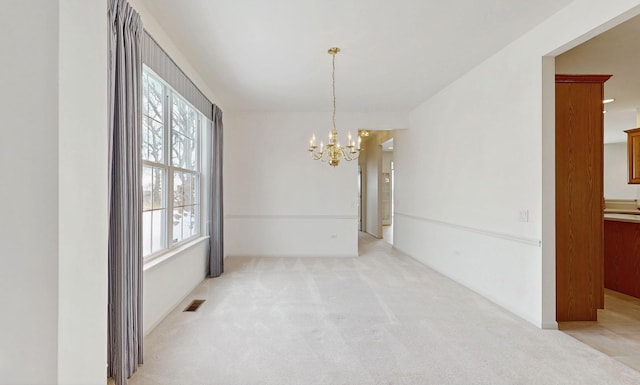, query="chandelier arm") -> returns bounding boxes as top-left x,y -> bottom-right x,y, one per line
342,146 -> 360,161
338,146 -> 348,160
